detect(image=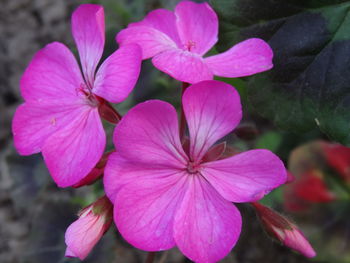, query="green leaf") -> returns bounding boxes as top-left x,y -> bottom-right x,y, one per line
211,0 -> 350,145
